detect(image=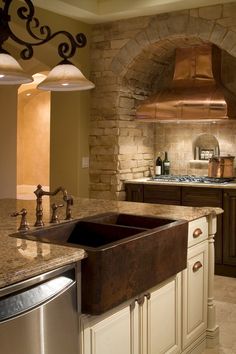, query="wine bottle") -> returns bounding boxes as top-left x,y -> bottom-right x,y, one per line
163,151 -> 170,175
155,154 -> 162,176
